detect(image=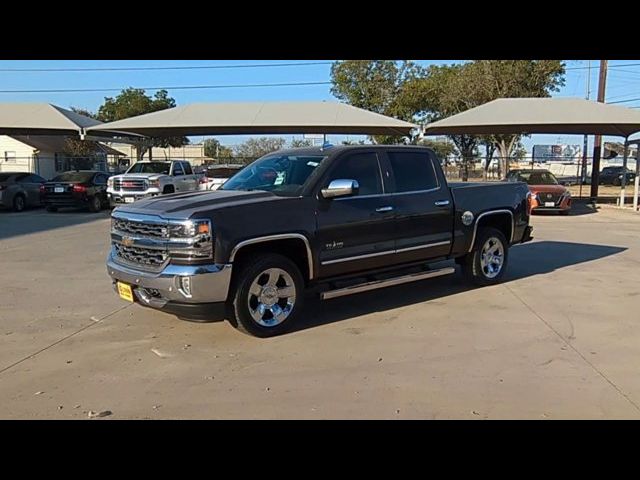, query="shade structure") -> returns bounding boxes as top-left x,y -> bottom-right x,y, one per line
0,103 -> 102,136
423,98 -> 640,137
86,102 -> 417,137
